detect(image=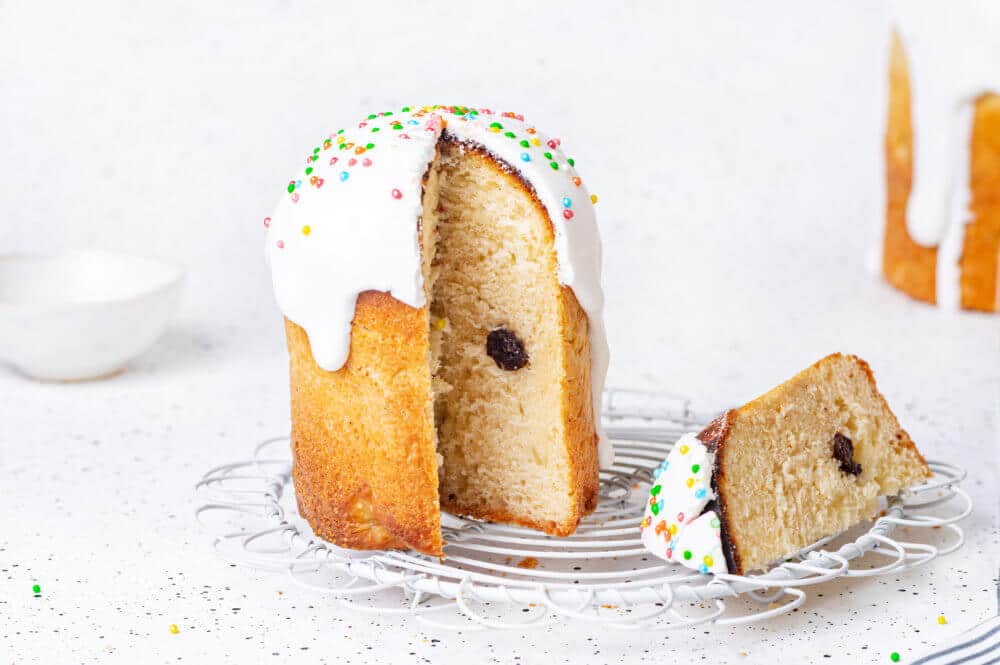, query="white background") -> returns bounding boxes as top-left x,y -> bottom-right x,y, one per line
1,1 -> 997,663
